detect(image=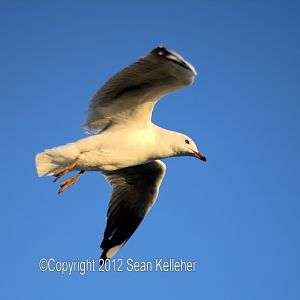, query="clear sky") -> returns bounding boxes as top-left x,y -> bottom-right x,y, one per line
1,0 -> 299,299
